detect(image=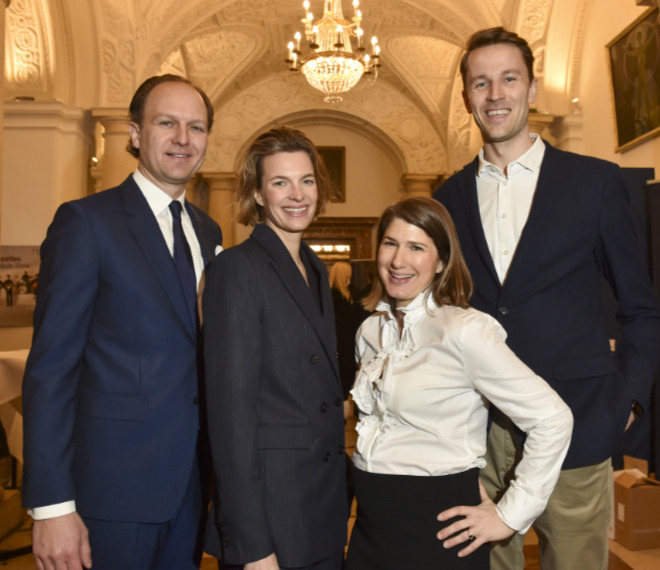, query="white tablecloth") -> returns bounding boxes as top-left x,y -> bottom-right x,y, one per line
0,349 -> 29,464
